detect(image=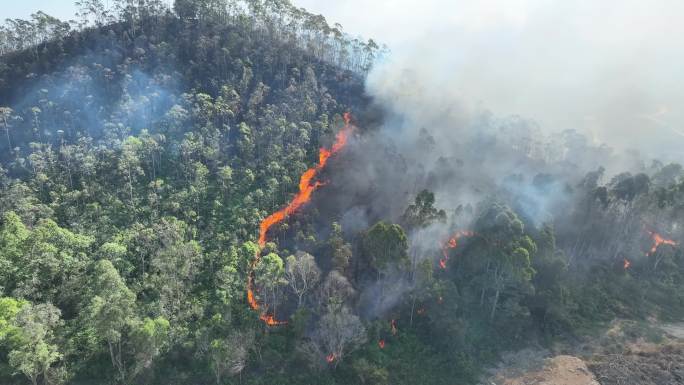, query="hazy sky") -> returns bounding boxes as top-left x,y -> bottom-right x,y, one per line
3,0 -> 78,21
5,0 -> 684,158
